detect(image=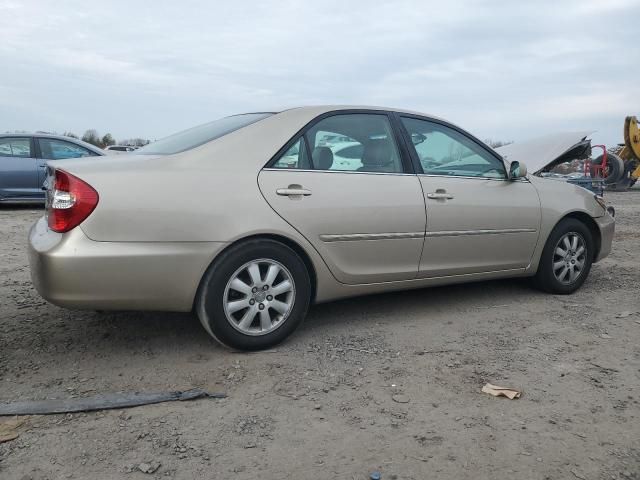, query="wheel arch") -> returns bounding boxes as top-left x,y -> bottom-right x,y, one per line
193,233 -> 318,311
557,211 -> 602,260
